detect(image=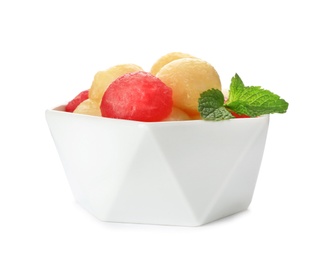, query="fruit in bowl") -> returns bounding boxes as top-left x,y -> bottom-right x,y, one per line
46,52 -> 288,226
